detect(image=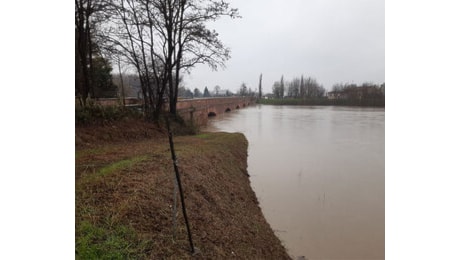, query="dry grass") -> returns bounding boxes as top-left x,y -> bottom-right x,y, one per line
75,121 -> 291,259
